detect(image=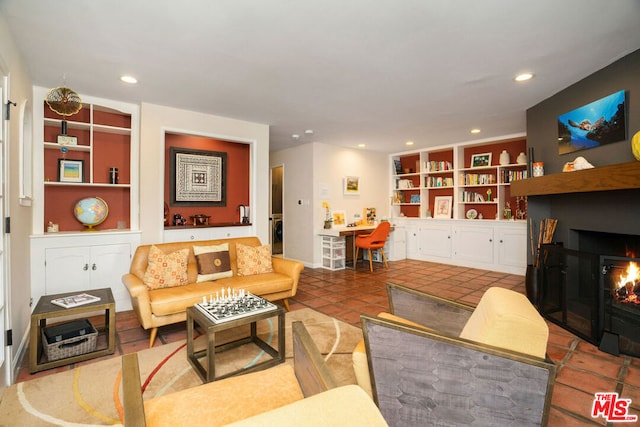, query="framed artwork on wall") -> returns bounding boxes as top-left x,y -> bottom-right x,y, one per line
344,176 -> 360,195
557,90 -> 627,155
58,159 -> 84,183
170,147 -> 227,206
434,196 -> 453,219
332,210 -> 346,226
